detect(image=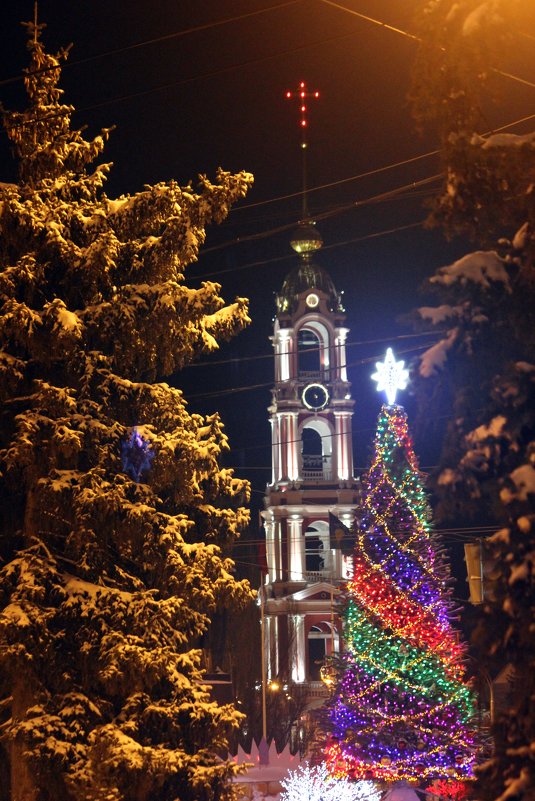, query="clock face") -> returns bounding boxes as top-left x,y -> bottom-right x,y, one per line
306,292 -> 319,308
302,383 -> 329,411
